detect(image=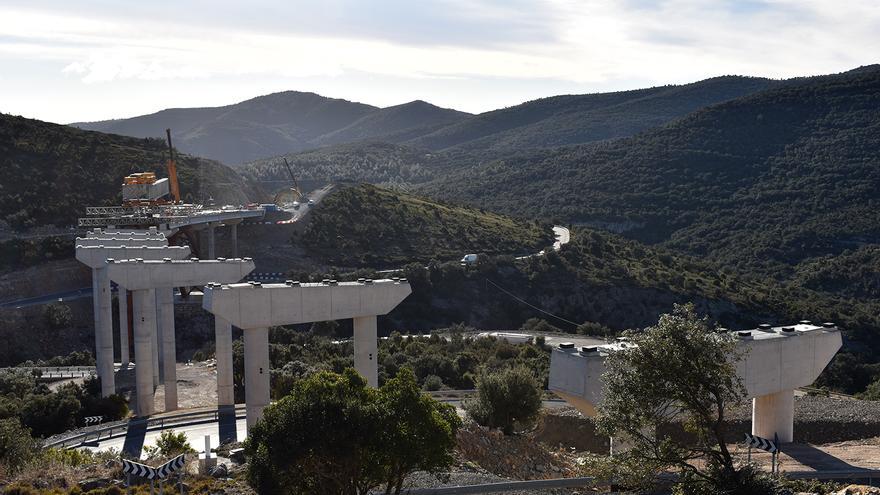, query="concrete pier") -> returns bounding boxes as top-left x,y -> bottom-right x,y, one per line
215,317 -> 235,406
152,292 -> 160,389
158,288 -> 178,411
353,316 -> 378,387
753,389 -> 794,443
230,223 -> 238,258
244,327 -> 270,431
108,258 -> 255,415
92,266 -> 115,396
207,224 -> 216,259
133,289 -> 156,416
118,288 -> 130,367
550,322 -> 842,447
